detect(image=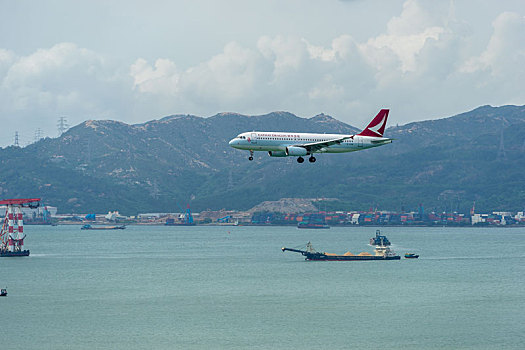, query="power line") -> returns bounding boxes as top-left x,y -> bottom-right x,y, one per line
57,116 -> 69,136
34,128 -> 44,143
